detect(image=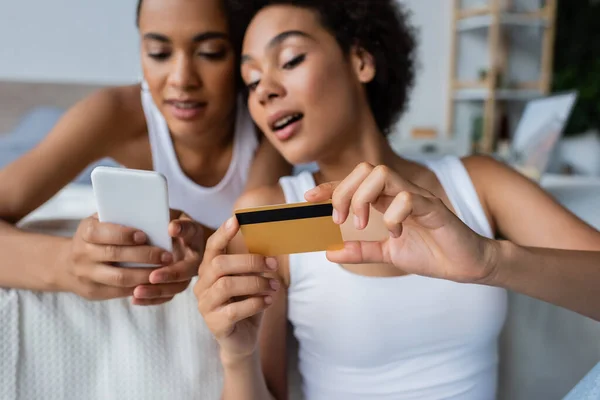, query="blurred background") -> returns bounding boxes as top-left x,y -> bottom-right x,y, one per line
1,0 -> 599,177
